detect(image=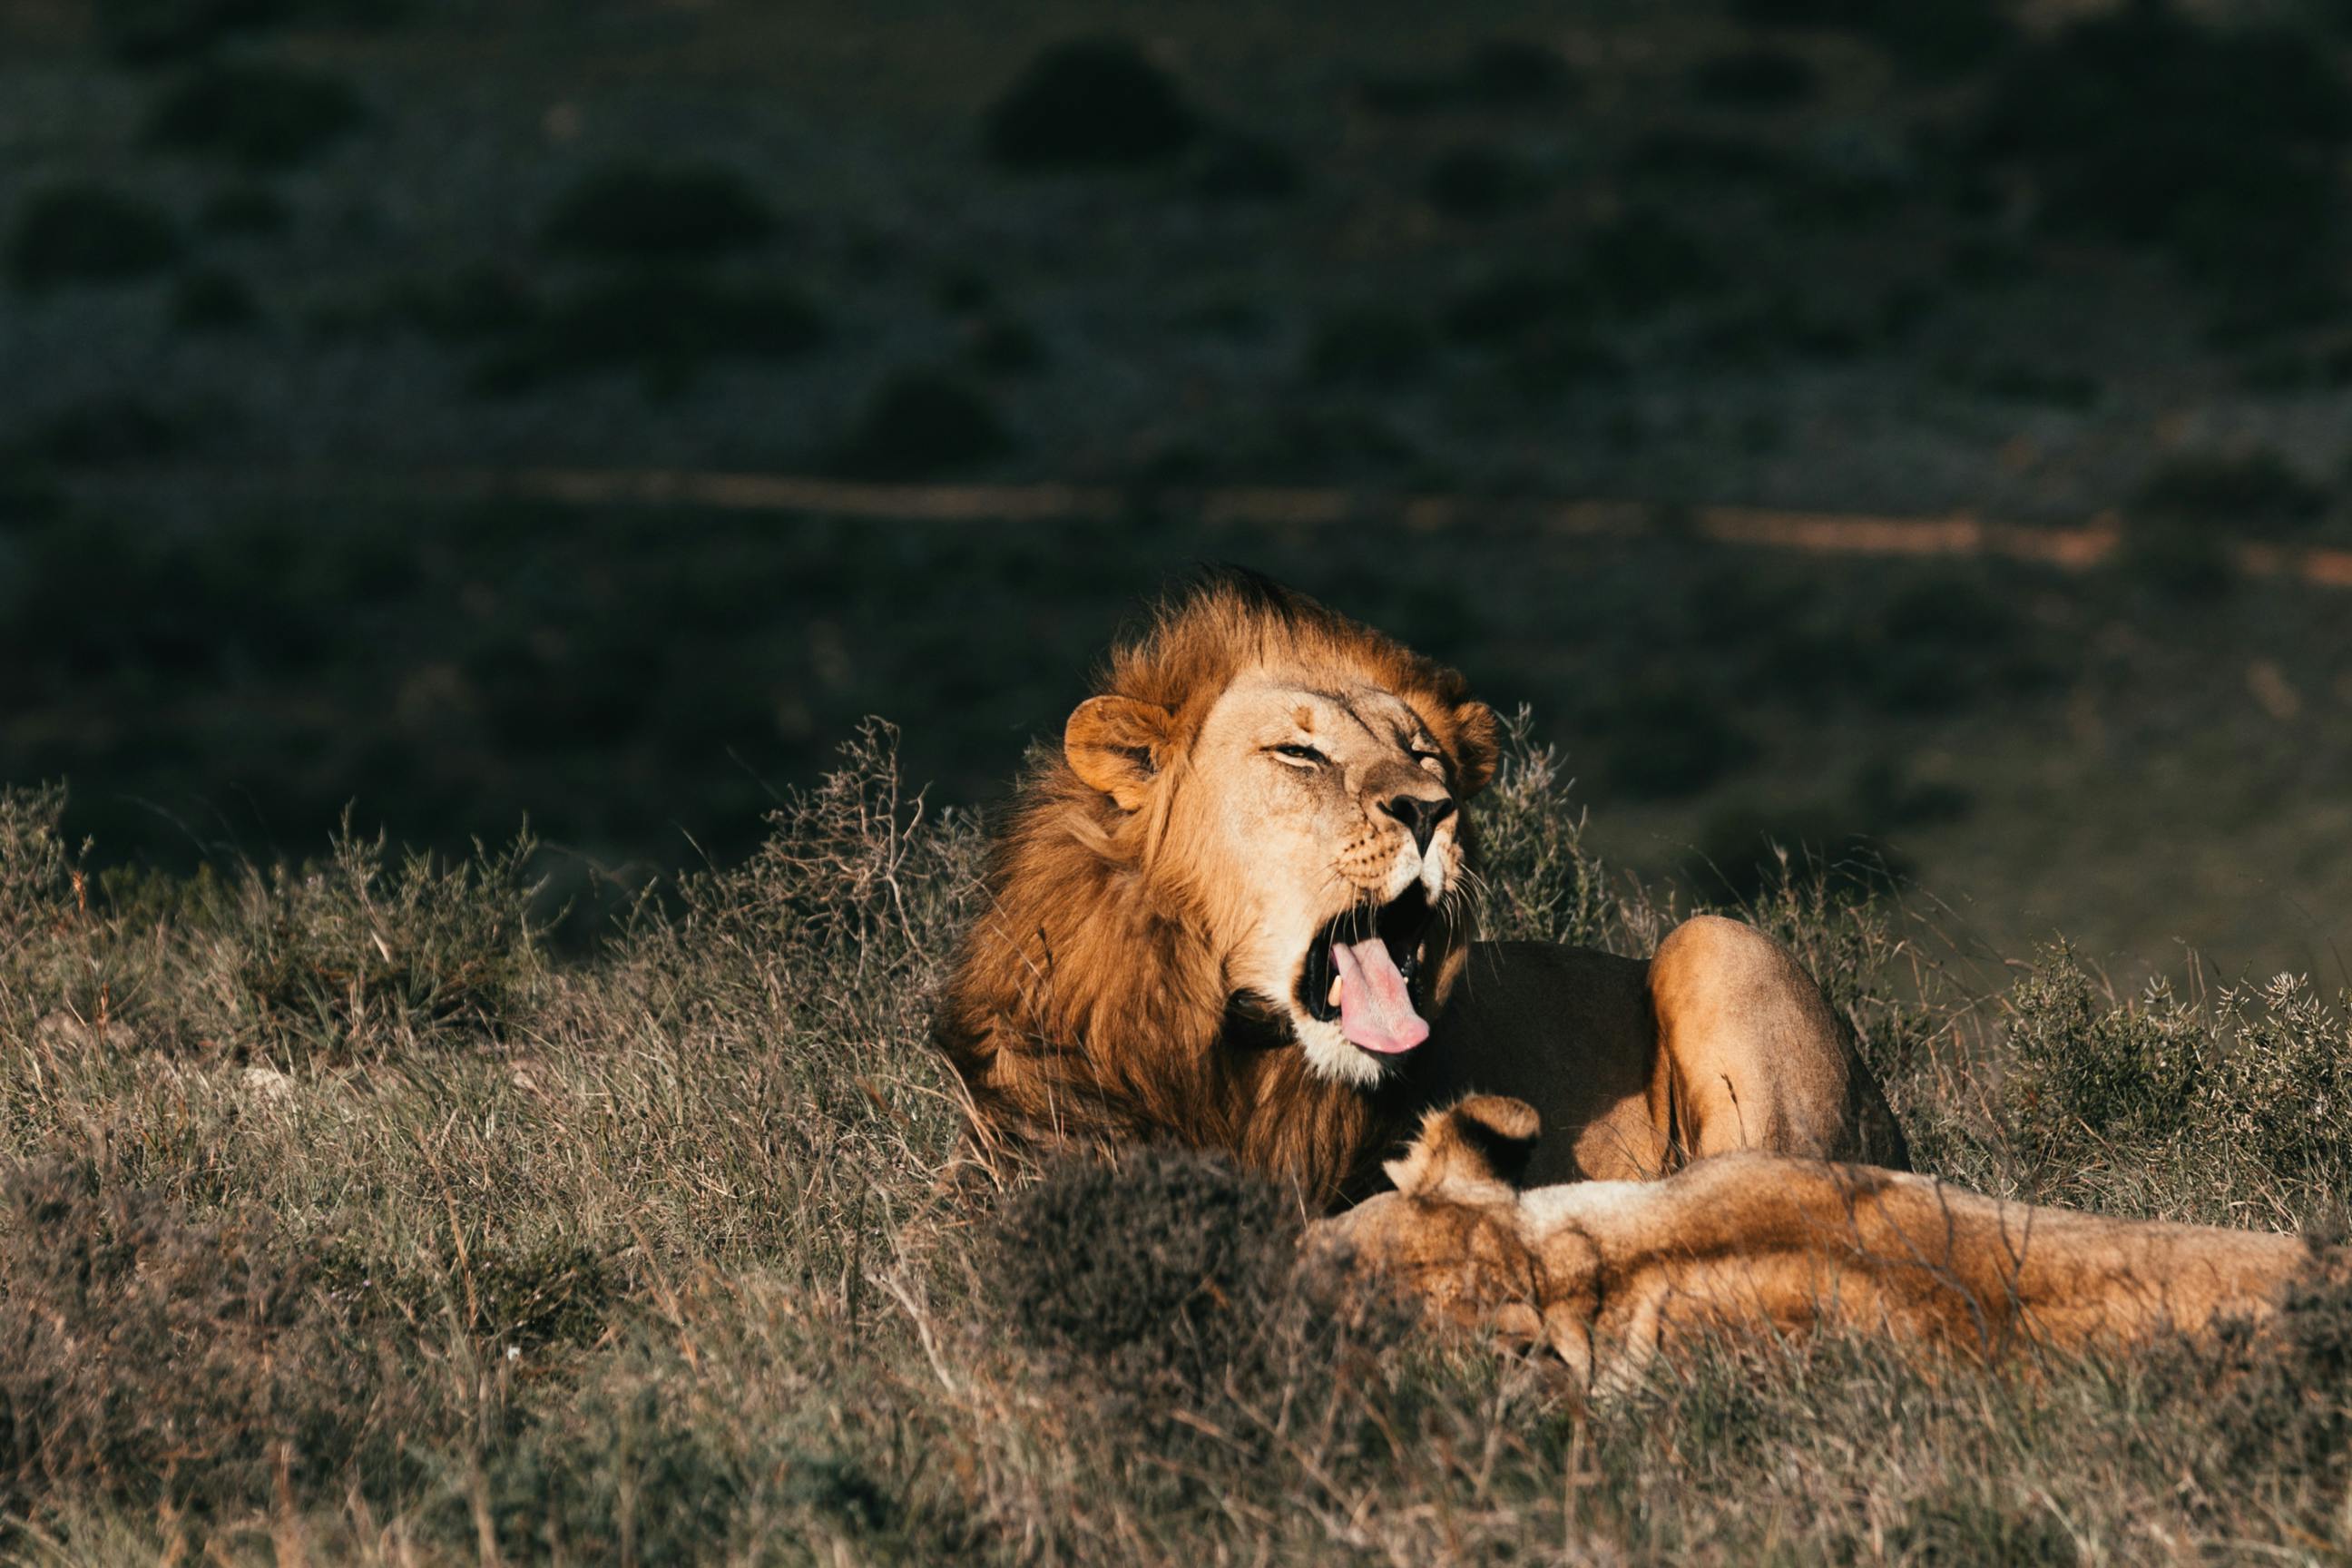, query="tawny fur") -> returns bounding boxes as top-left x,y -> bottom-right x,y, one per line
934,571 -> 1903,1206
1321,1097 -> 2305,1389
933,573 -> 1495,1201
